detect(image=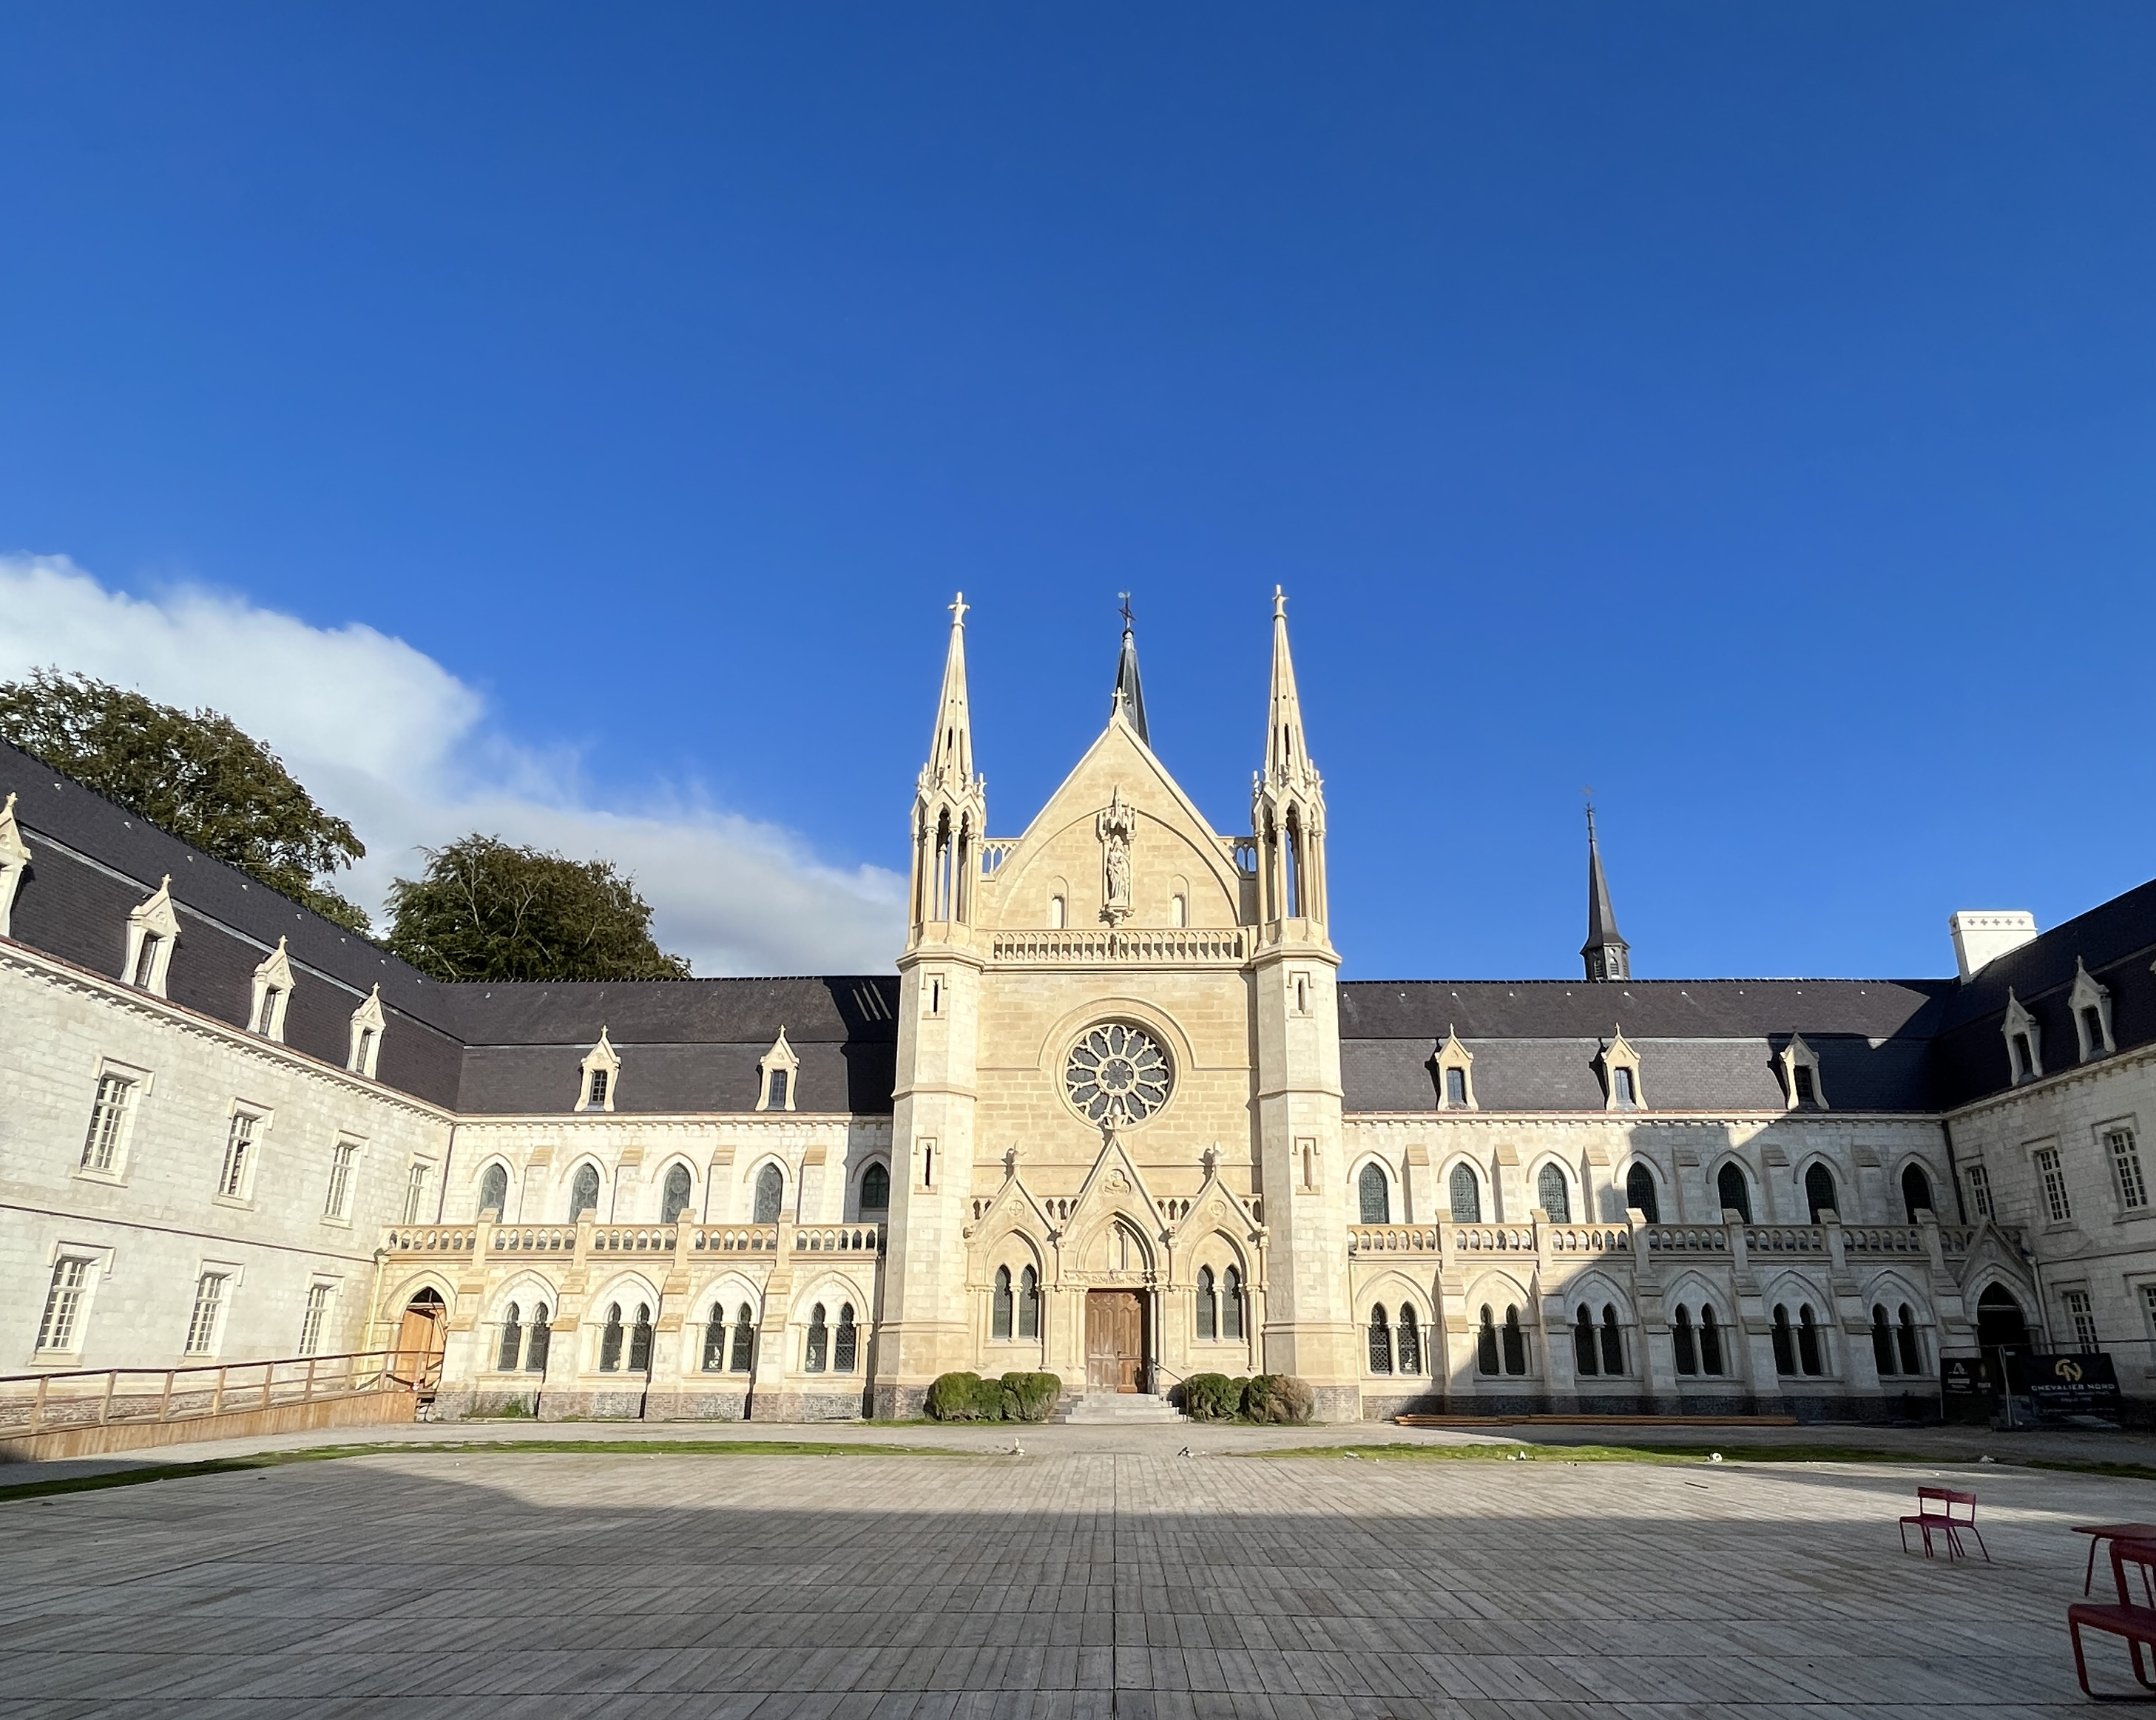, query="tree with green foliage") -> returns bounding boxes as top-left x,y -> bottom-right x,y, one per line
386,833 -> 691,982
0,668 -> 373,933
